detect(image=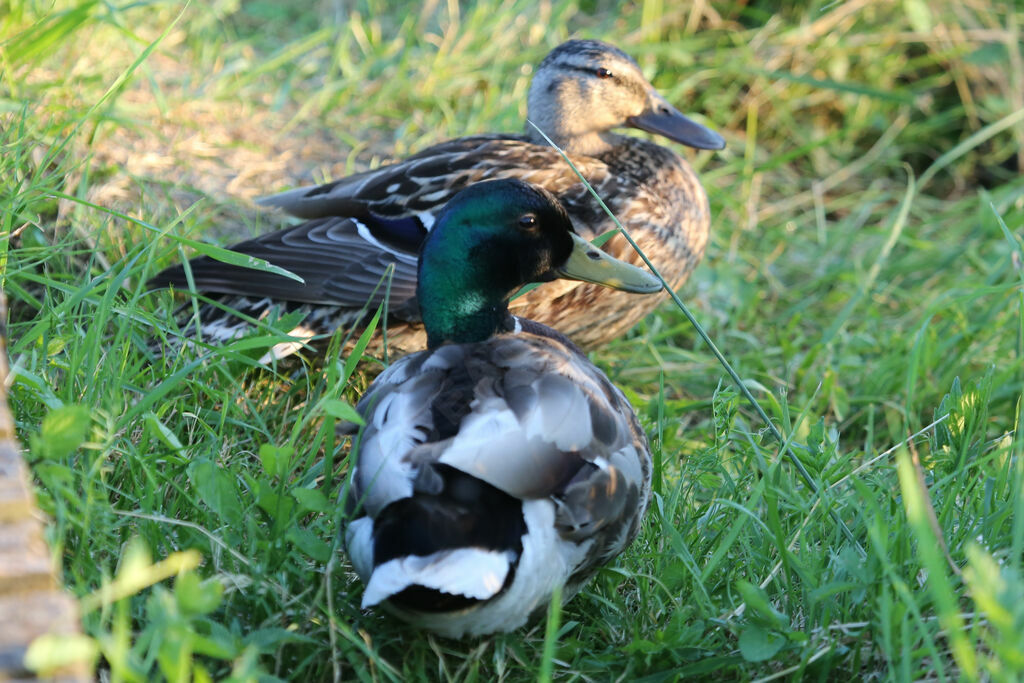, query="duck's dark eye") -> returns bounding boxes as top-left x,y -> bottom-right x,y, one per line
595,67 -> 613,79
518,214 -> 538,231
